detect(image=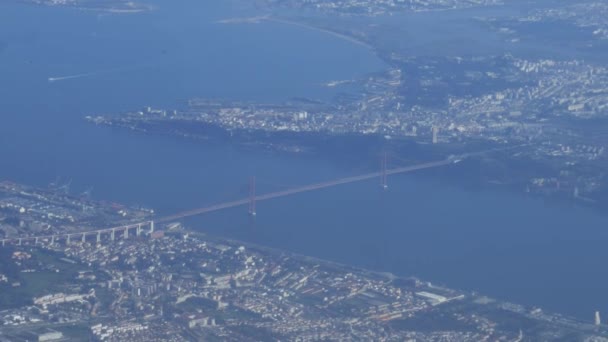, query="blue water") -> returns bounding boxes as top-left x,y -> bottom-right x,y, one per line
1,1 -> 608,321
